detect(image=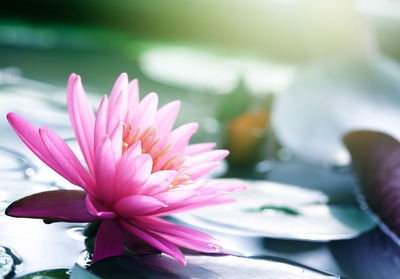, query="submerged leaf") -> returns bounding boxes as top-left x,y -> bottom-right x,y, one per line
17,269 -> 70,279
88,254 -> 339,279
